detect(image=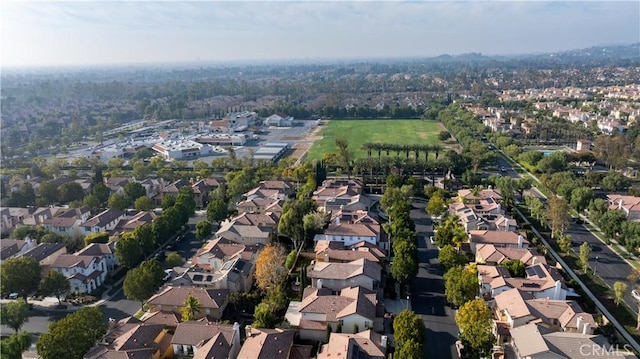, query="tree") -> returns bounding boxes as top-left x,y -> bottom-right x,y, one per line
36,306 -> 107,359
253,300 -> 279,329
84,231 -> 109,247
426,192 -> 447,218
596,210 -> 626,240
40,270 -> 70,305
278,201 -> 306,250
614,281 -> 628,307
123,182 -> 146,203
570,187 -> 594,212
134,196 -> 155,212
206,198 -> 229,224
1,257 -> 41,303
303,211 -> 328,241
166,252 -> 184,267
123,259 -> 164,307
579,242 -> 592,274
0,300 -> 29,333
115,234 -> 142,268
439,130 -> 451,141
444,265 -> 478,307
515,178 -> 532,199
254,243 -> 287,292
335,137 -> 353,179
82,193 -> 101,209
133,223 -> 155,256
180,295 -> 202,321
601,171 -> 630,191
196,220 -> 212,240
175,186 -> 196,218
558,234 -> 573,255
391,240 -> 419,285
547,197 -> 570,239
396,339 -> 425,359
393,310 -> 426,349
438,245 -> 468,271
455,298 -> 495,358
1,332 -> 31,359
58,182 -> 84,203
501,259 -> 525,277
108,193 -> 128,210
